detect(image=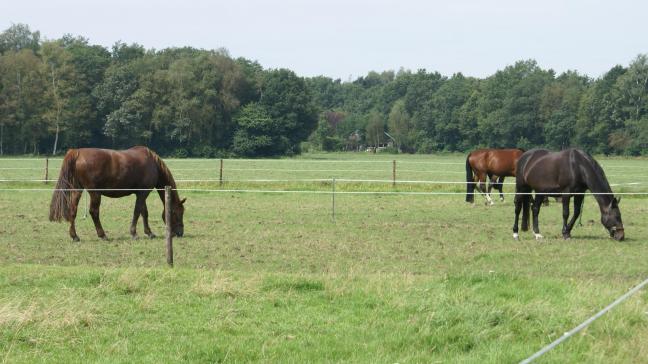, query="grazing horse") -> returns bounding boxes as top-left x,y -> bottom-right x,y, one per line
49,146 -> 186,241
512,148 -> 624,241
465,148 -> 524,205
